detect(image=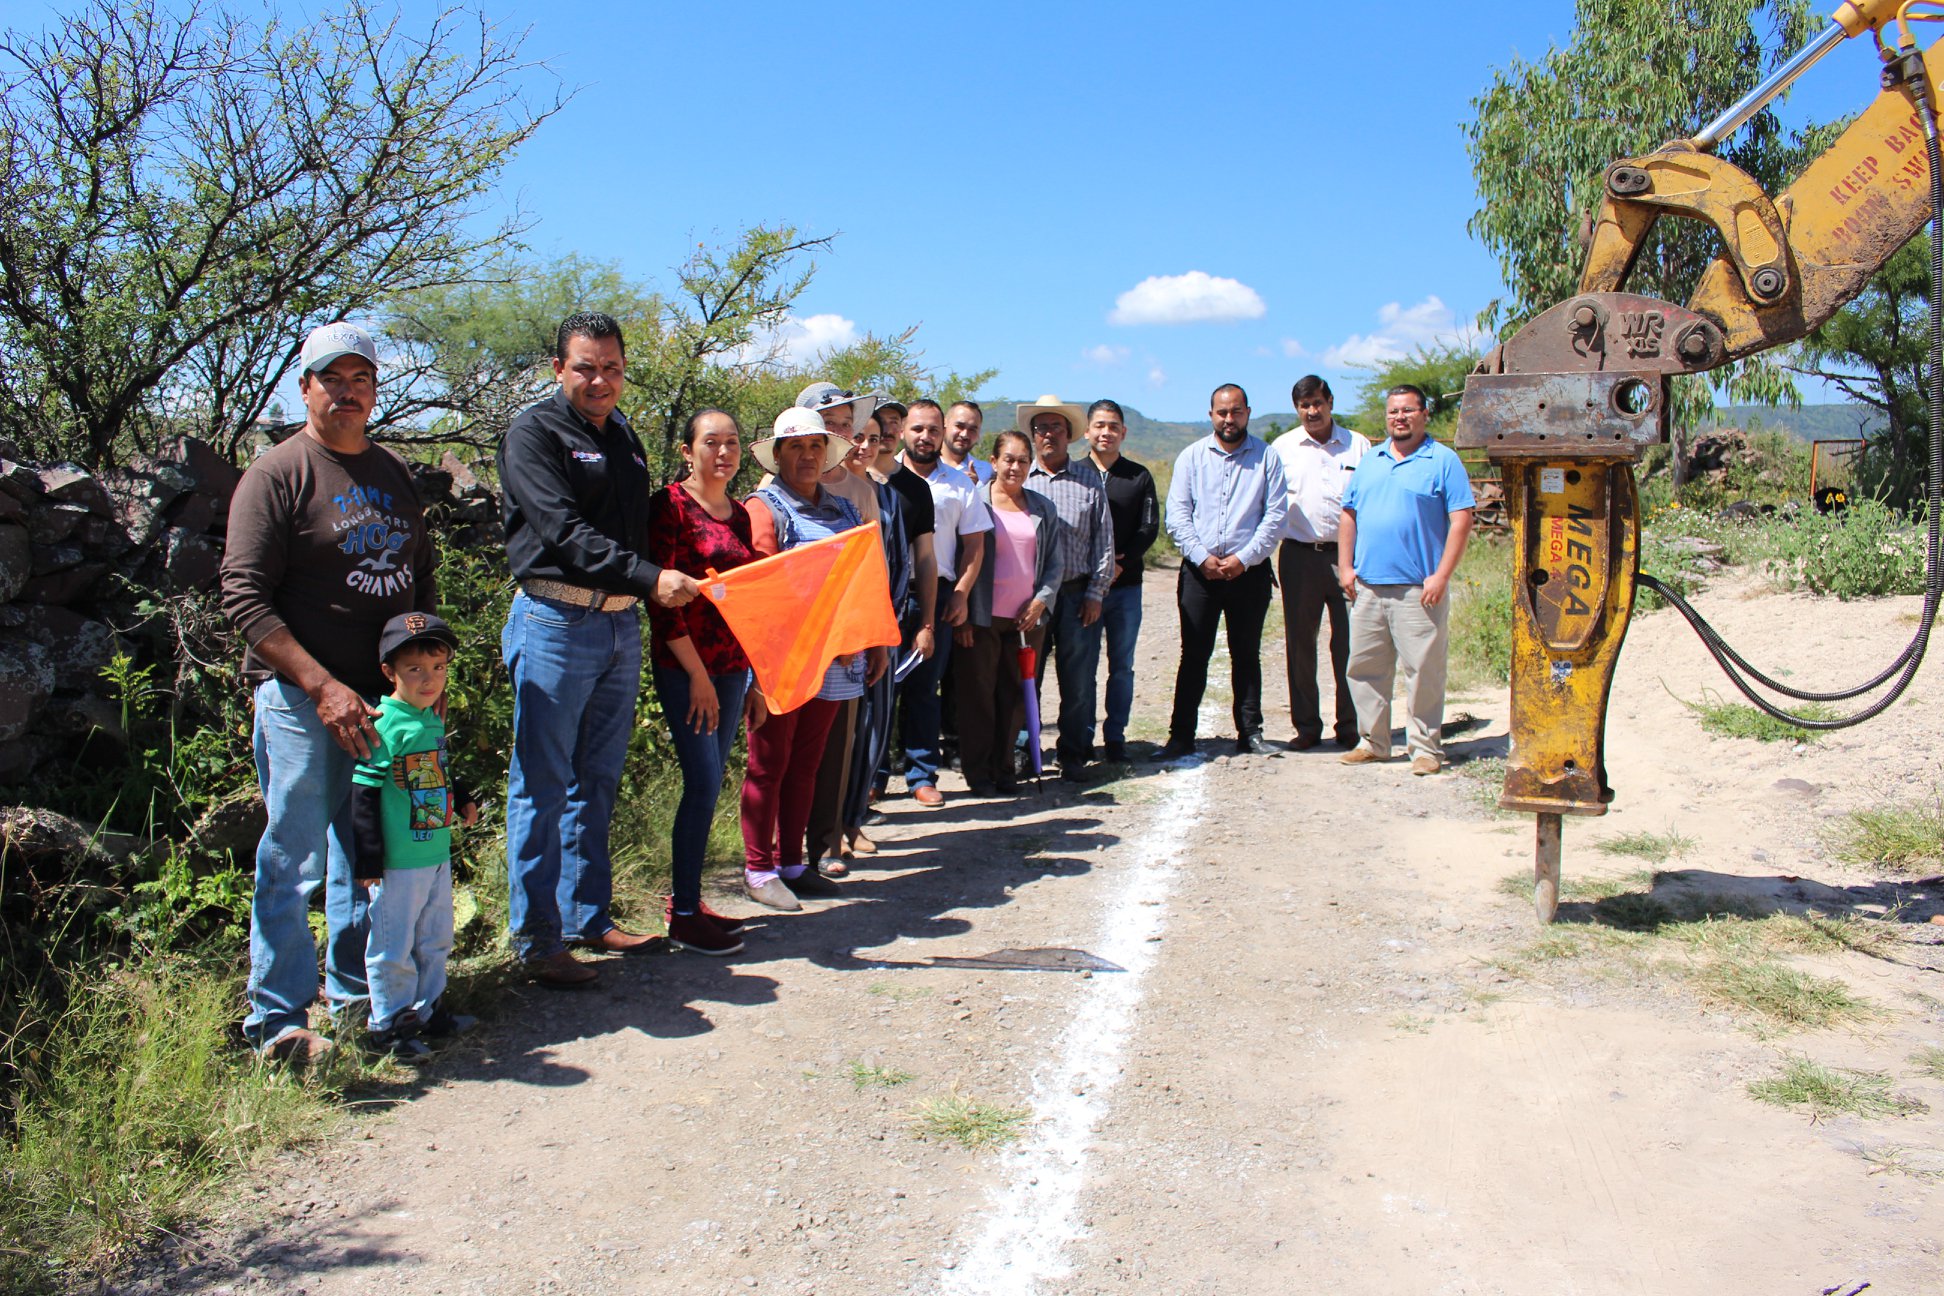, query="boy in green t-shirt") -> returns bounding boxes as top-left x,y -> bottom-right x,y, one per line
352,612 -> 479,1059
